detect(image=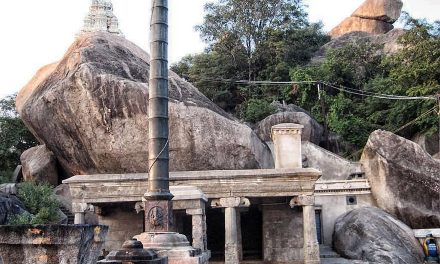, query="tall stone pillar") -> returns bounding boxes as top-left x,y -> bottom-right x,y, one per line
212,197 -> 250,264
225,207 -> 239,264
271,123 -> 304,169
291,195 -> 320,264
